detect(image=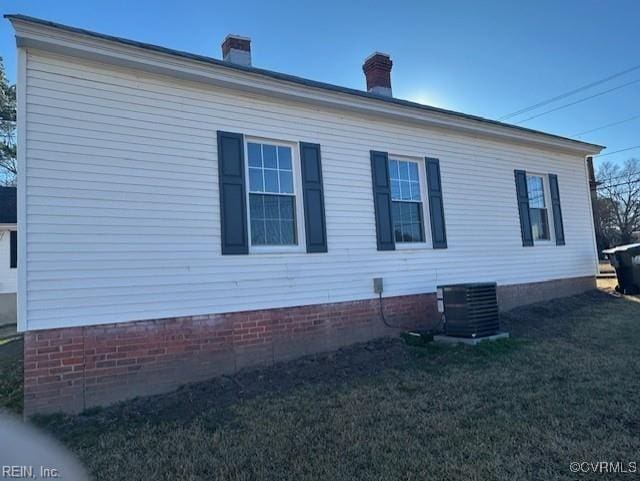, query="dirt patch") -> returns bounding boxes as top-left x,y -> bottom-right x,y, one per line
41,336 -> 415,430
